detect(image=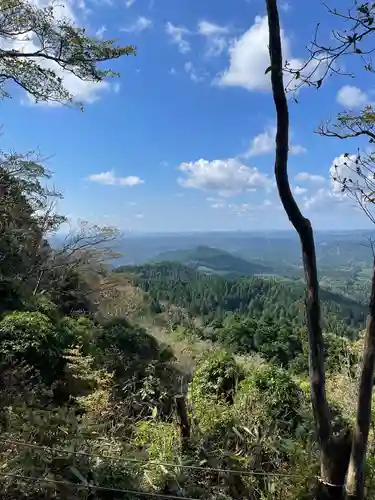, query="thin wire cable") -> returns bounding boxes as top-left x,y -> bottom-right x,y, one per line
0,439 -> 306,478
0,472 -> 201,500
